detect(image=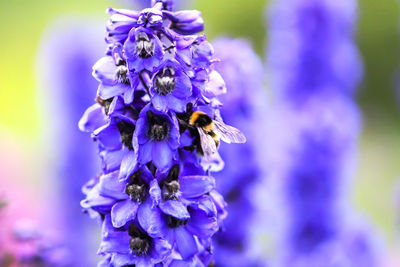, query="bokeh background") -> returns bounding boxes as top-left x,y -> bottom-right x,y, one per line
0,0 -> 399,263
